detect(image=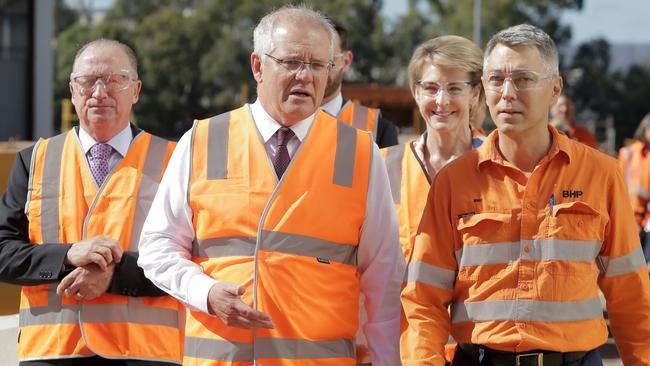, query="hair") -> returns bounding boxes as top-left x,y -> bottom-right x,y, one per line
72,38 -> 139,78
324,15 -> 348,51
253,5 -> 337,61
633,113 -> 650,143
407,35 -> 485,120
484,24 -> 559,74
